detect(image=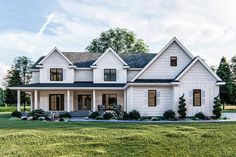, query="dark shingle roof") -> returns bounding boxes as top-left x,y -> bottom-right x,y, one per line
32,52 -> 157,69
134,79 -> 175,83
17,82 -> 126,88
